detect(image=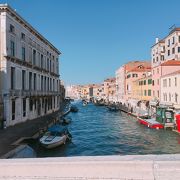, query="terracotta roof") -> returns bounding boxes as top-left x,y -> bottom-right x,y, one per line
161,59 -> 180,66
104,77 -> 116,82
161,70 -> 180,78
125,61 -> 151,71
